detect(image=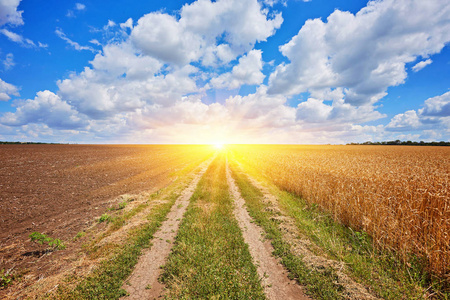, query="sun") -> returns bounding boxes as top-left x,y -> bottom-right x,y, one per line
213,143 -> 225,150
